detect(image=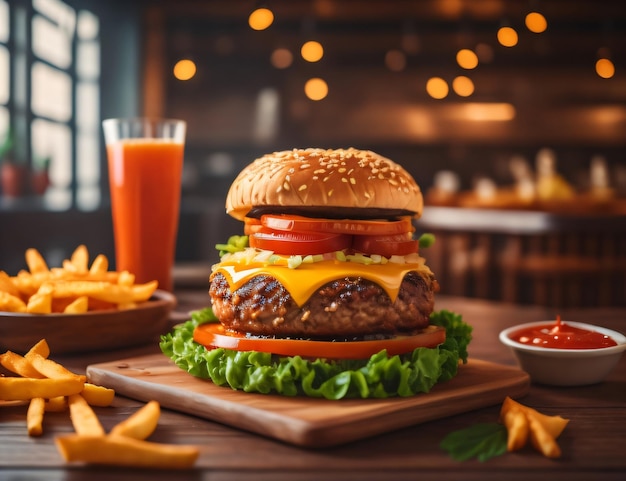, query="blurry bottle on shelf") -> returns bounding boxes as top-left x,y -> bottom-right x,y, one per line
509,155 -> 536,205
535,148 -> 575,203
587,155 -> 614,202
425,170 -> 460,206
